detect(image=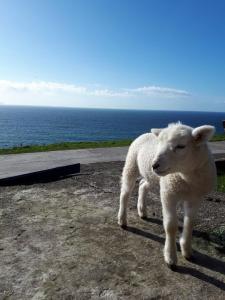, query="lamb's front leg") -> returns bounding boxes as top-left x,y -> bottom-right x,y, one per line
161,196 -> 178,269
180,200 -> 200,260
